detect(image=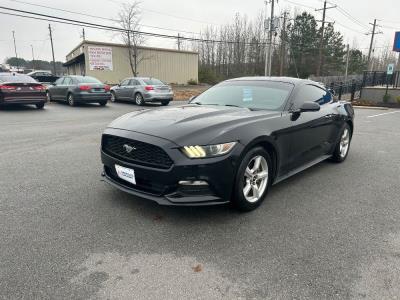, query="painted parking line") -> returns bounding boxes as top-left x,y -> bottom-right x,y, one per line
367,111 -> 400,118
